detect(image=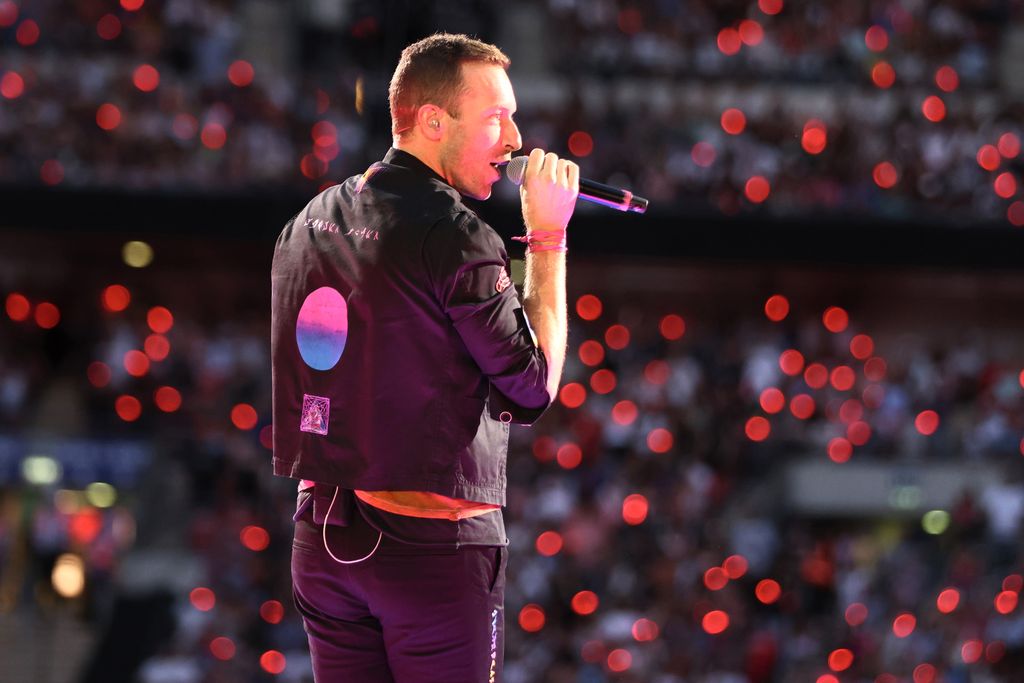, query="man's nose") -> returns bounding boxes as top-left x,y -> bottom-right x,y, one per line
504,119 -> 522,152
